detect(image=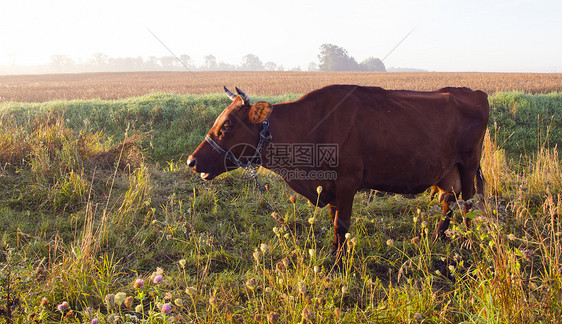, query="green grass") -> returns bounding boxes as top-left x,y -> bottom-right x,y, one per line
0,92 -> 560,323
